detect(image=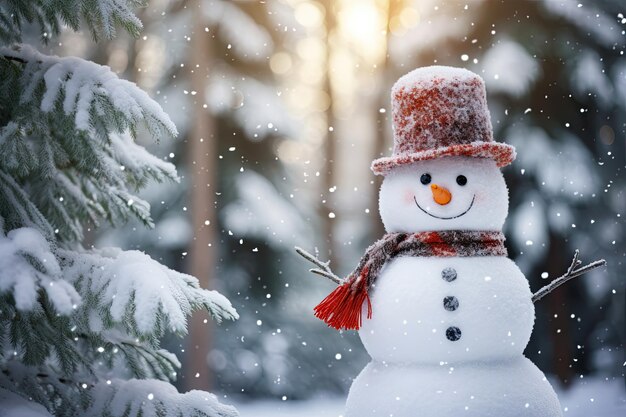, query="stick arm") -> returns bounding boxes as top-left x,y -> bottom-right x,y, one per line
532,250 -> 606,303
295,246 -> 344,285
